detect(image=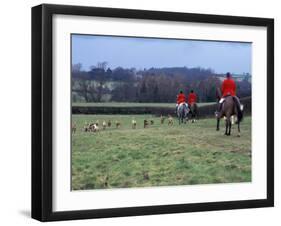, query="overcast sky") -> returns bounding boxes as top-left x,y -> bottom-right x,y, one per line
72,34 -> 252,74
